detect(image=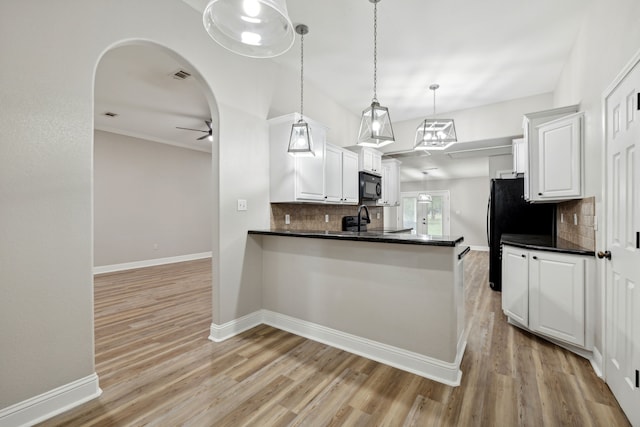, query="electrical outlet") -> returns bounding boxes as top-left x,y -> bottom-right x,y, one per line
574,213 -> 578,225
237,199 -> 247,211
593,215 -> 598,231
376,212 -> 381,220
285,214 -> 290,224
560,213 -> 564,223
325,214 -> 329,223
